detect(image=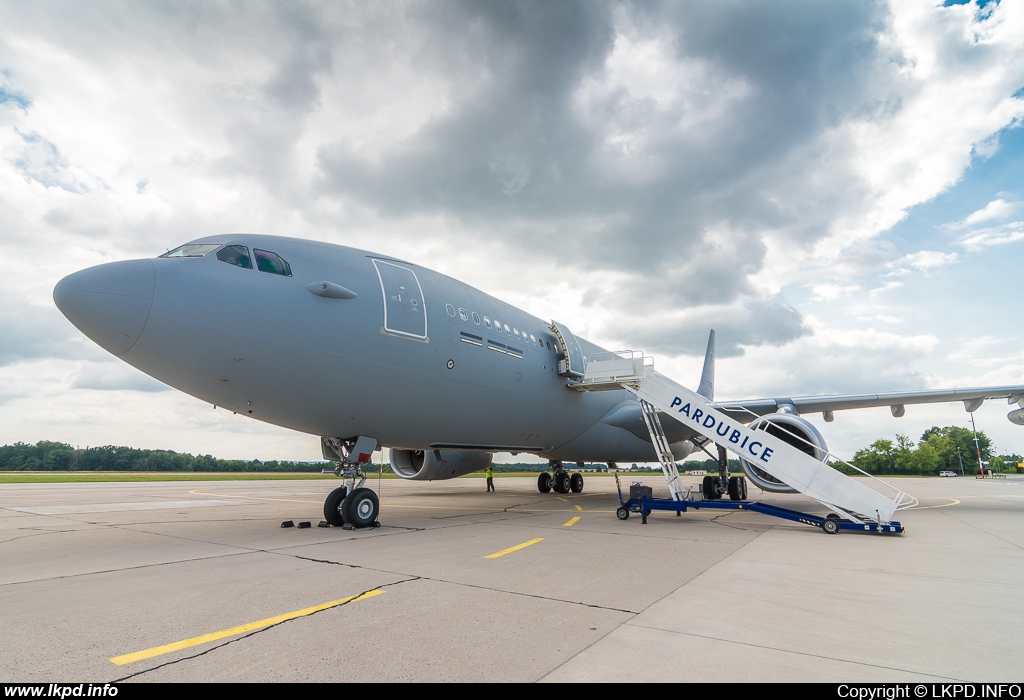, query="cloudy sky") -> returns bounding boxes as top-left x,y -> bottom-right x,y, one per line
1,0 -> 1022,464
